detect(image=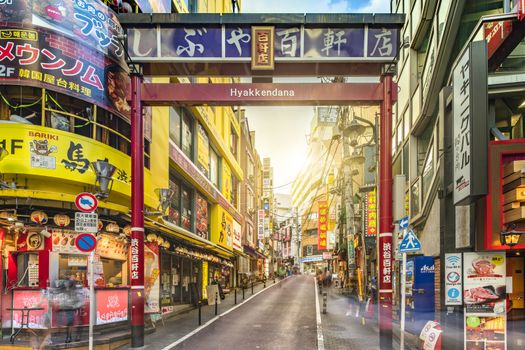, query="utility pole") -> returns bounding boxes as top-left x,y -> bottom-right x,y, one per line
340,106 -> 355,287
